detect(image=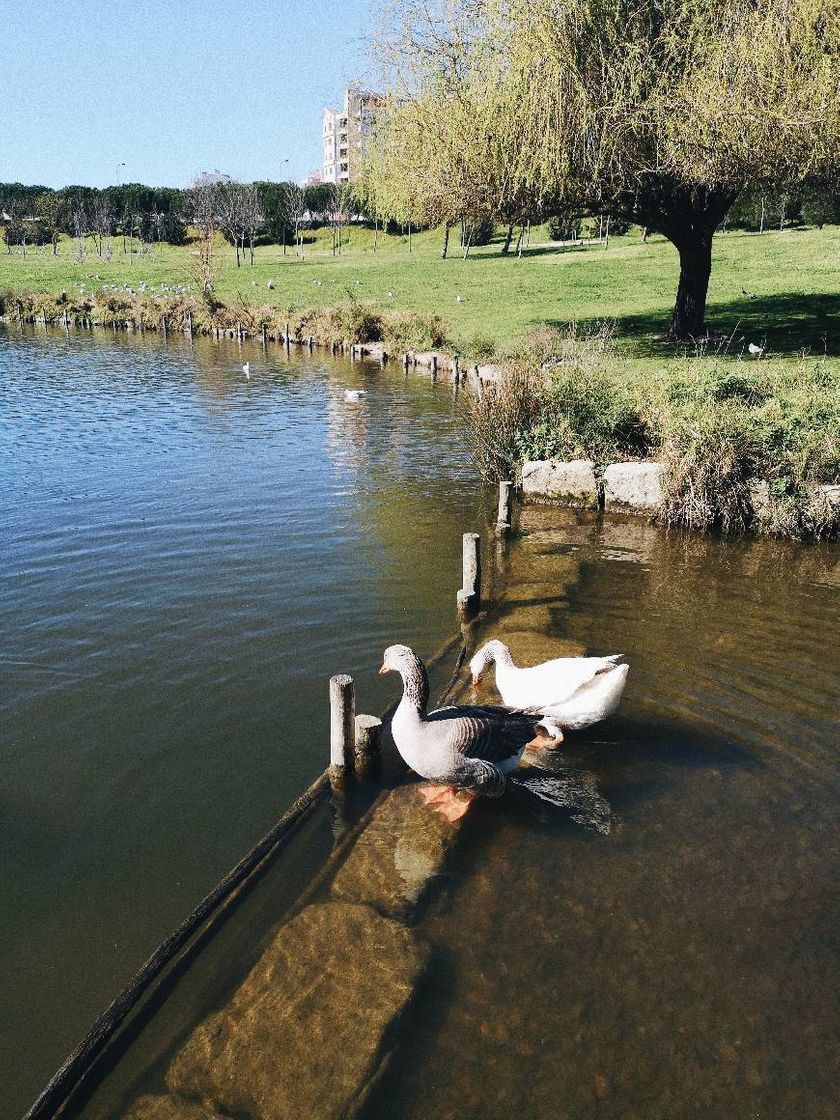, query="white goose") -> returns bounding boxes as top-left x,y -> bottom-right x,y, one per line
344,389 -> 367,401
469,639 -> 628,740
380,644 -> 555,821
